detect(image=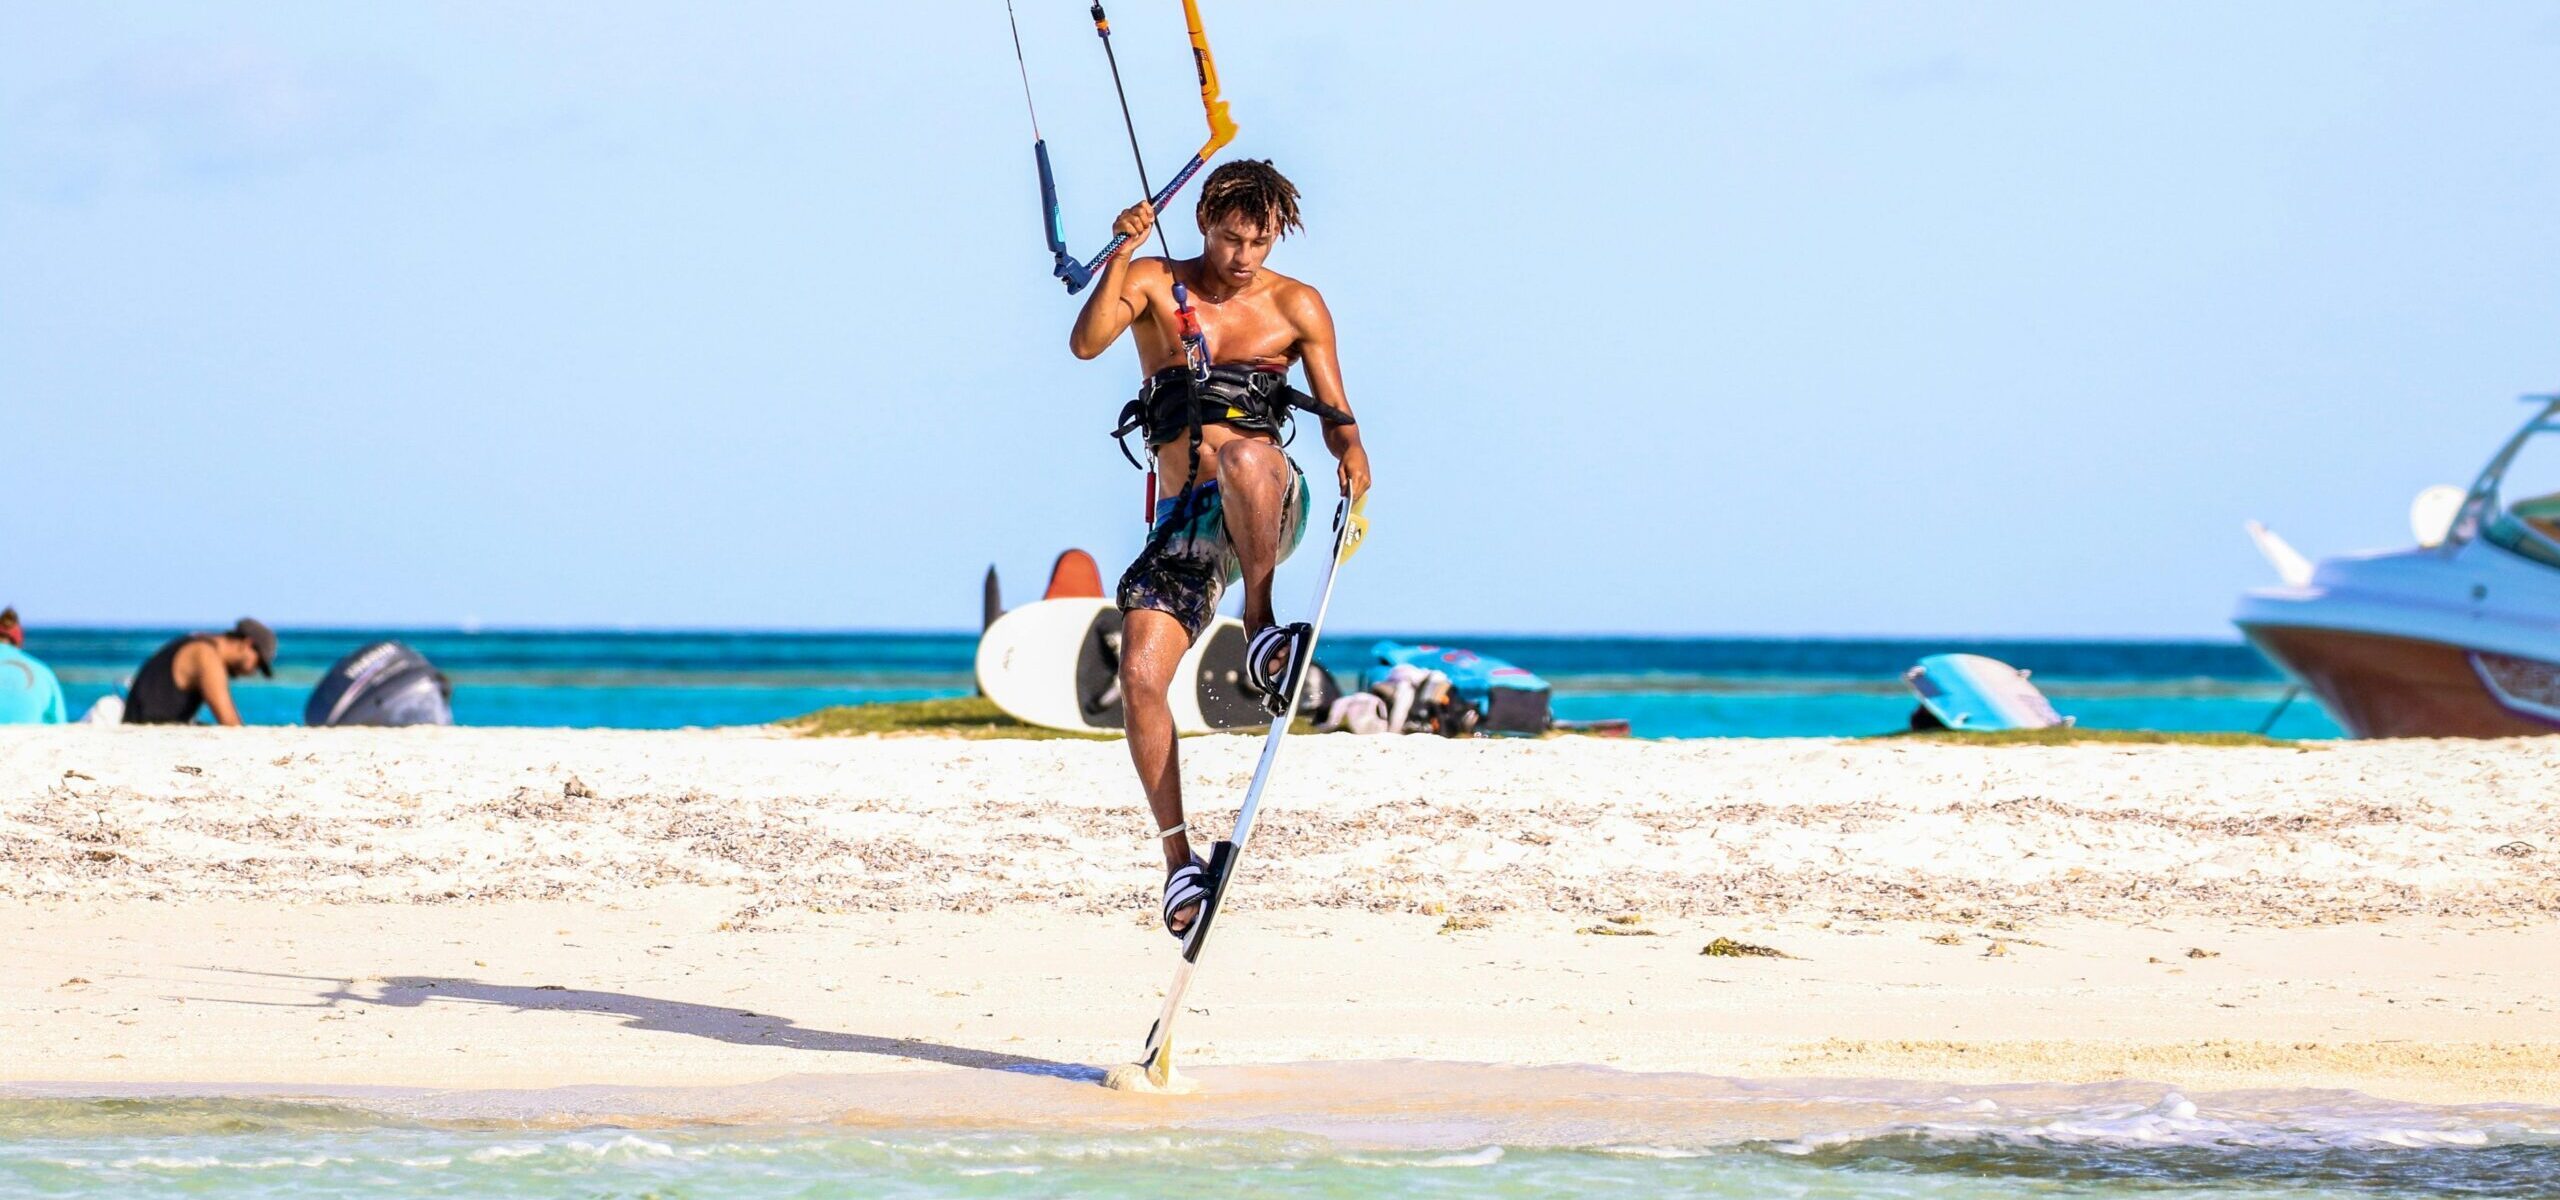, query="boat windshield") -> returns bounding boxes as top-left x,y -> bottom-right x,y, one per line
2470,397 -> 2560,568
